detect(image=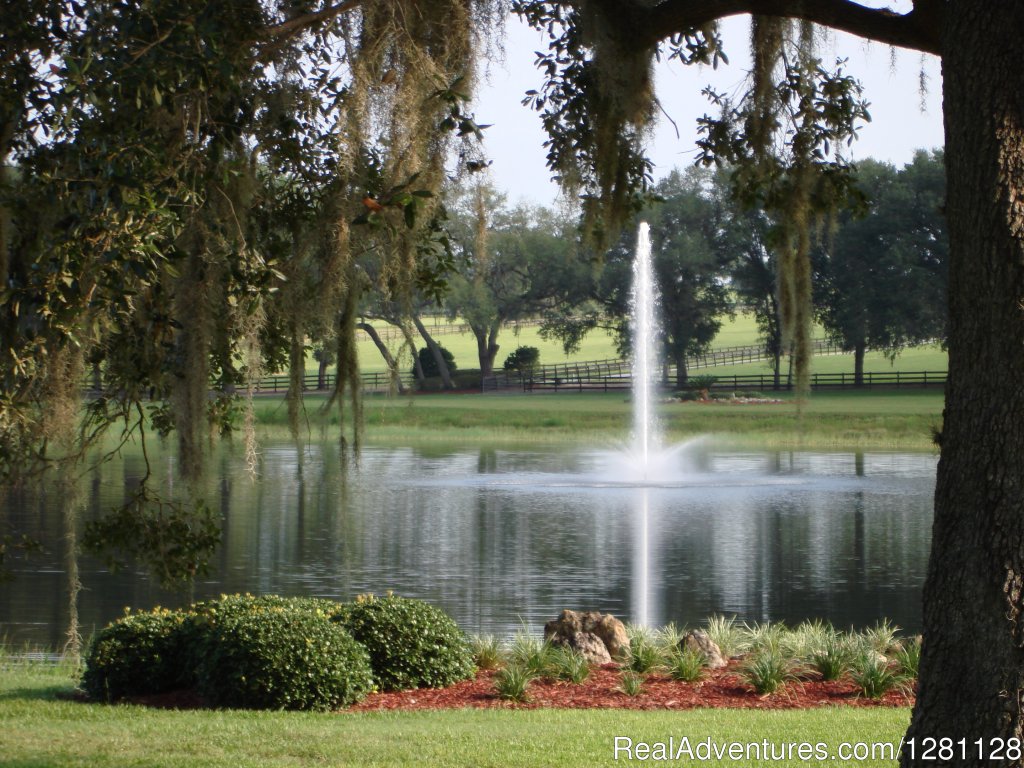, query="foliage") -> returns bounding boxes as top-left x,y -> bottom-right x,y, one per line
812,151 -> 948,380
808,633 -> 851,682
667,648 -> 706,683
334,594 -> 474,692
493,663 -> 535,702
470,634 -> 505,671
81,493 -> 220,589
893,637 -> 921,680
191,596 -> 372,710
849,652 -> 909,700
412,345 -> 458,379
81,608 -> 191,701
547,646 -> 590,684
503,346 -> 541,372
509,632 -> 557,677
617,669 -> 645,697
742,650 -> 800,695
628,636 -> 665,674
704,615 -> 747,659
